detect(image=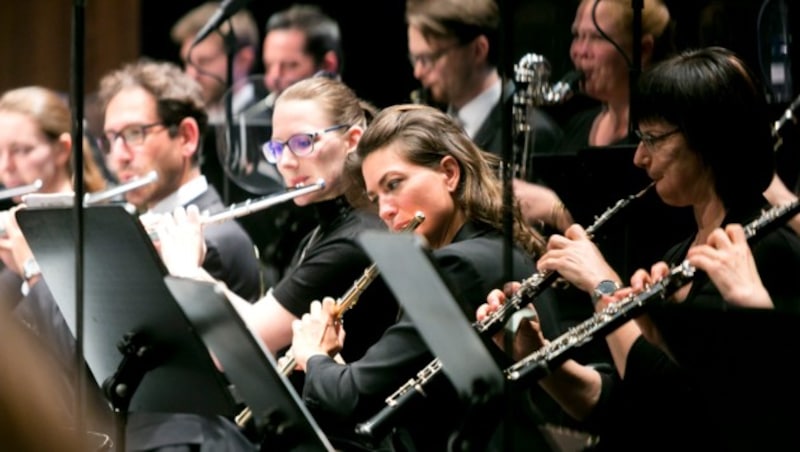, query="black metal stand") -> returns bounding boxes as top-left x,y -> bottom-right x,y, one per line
17,205 -> 241,452
102,332 -> 159,452
629,0 -> 643,135
165,276 -> 335,451
358,231 -> 506,452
